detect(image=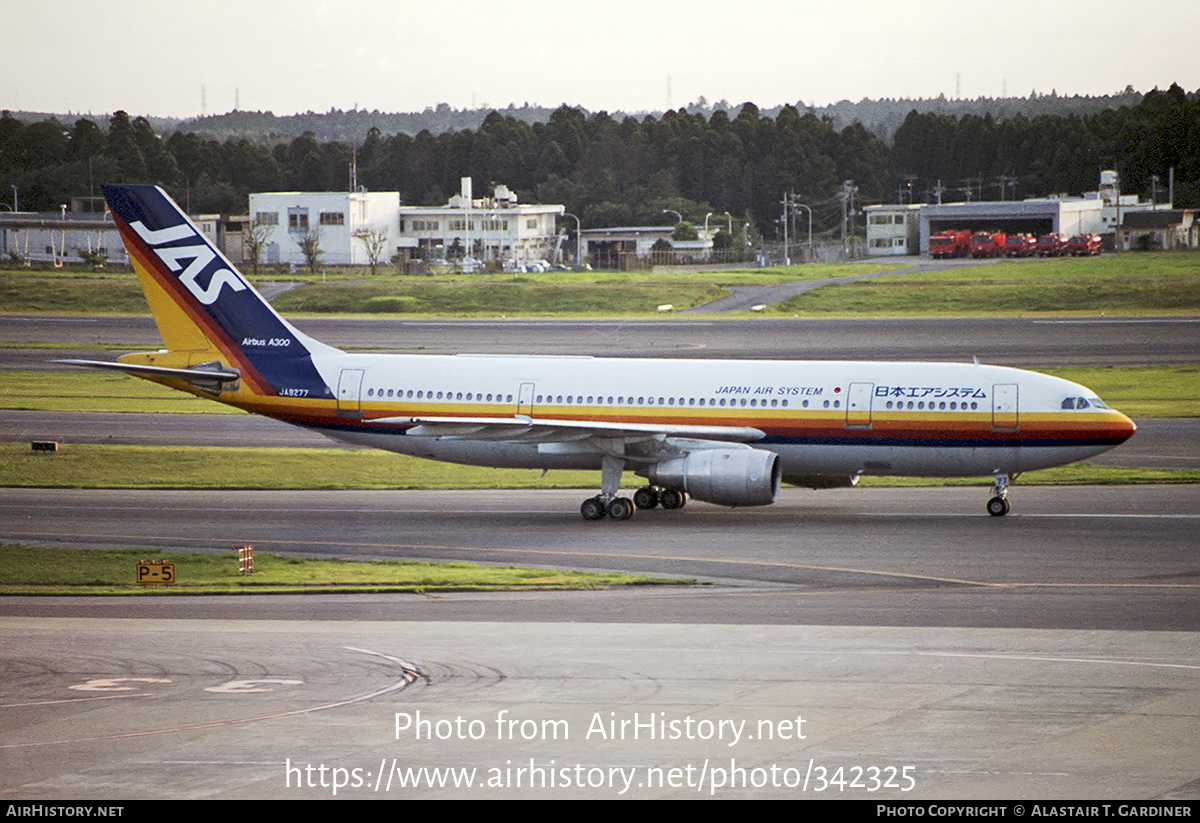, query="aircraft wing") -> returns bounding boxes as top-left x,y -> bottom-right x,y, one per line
399,415 -> 763,441
387,415 -> 765,462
